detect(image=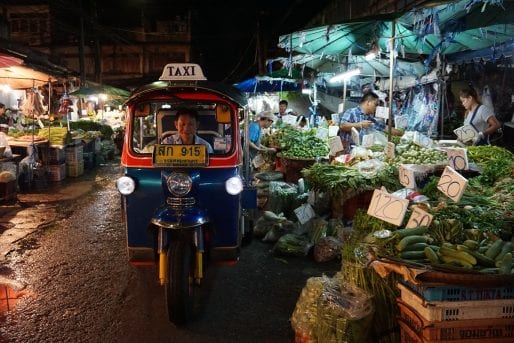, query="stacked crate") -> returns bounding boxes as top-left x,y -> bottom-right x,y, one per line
65,144 -> 84,177
396,280 -> 514,342
44,147 -> 66,182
